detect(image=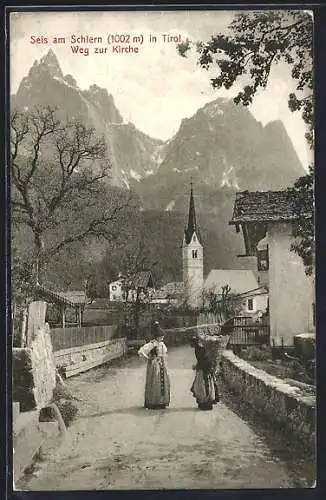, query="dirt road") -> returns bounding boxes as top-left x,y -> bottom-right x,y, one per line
19,346 -> 314,490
